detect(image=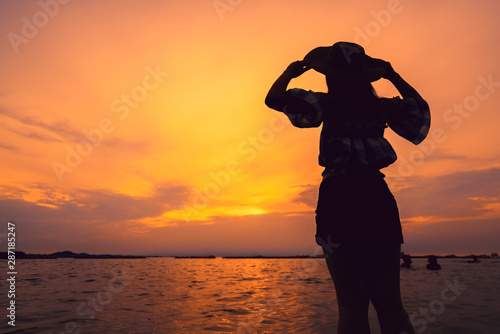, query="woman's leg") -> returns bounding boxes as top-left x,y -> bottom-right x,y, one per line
366,245 -> 415,334
324,246 -> 371,334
